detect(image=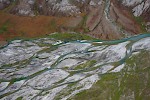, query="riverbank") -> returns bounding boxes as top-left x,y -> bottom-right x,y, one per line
0,32 -> 97,47
0,33 -> 150,99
